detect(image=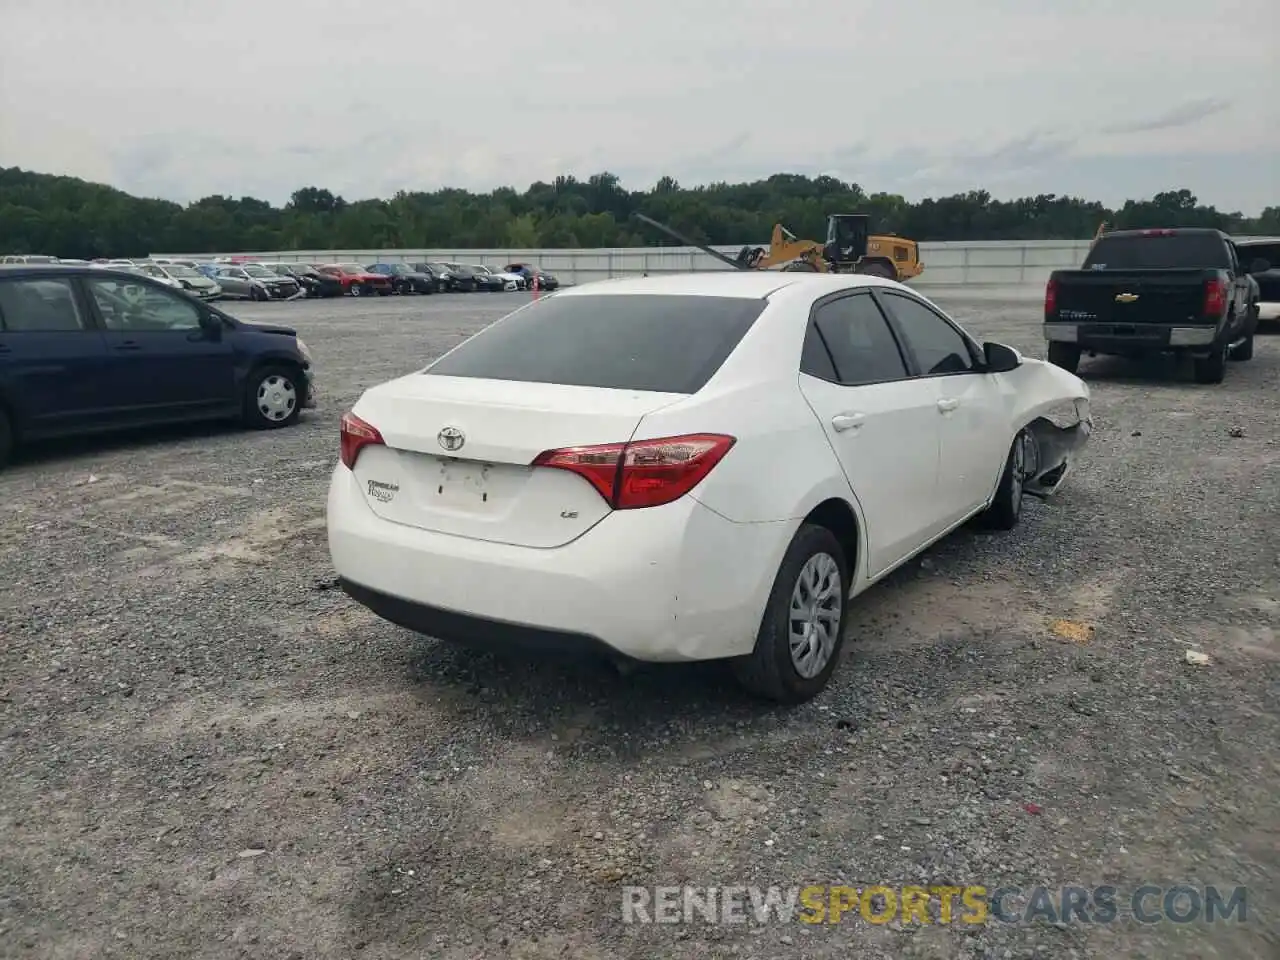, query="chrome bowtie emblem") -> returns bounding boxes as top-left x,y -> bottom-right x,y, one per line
437,426 -> 465,452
